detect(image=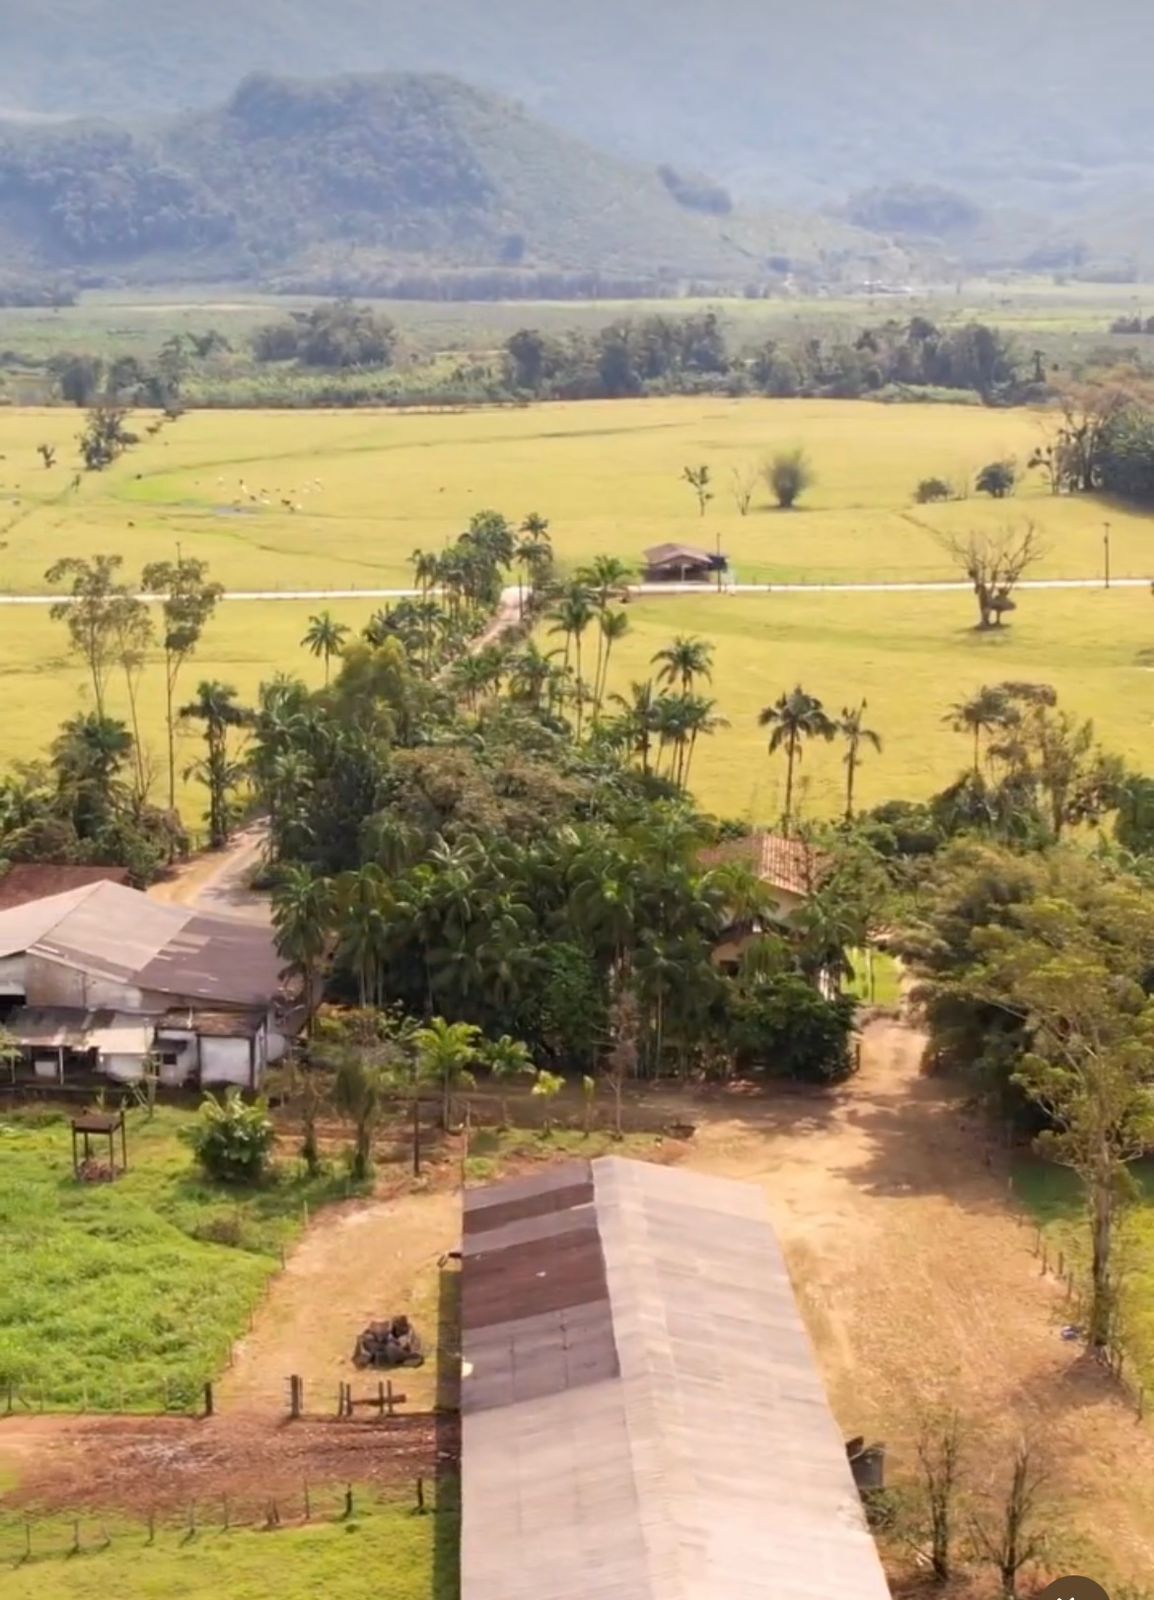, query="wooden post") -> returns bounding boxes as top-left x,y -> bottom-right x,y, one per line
71,1519 -> 80,1555
222,1496 -> 230,1531
377,1379 -> 385,1415
386,1379 -> 394,1418
23,1521 -> 31,1562
147,1507 -> 156,1545
343,1484 -> 354,1520
203,1382 -> 214,1418
303,1481 -> 311,1521
416,1476 -> 426,1515
1139,1386 -> 1145,1423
